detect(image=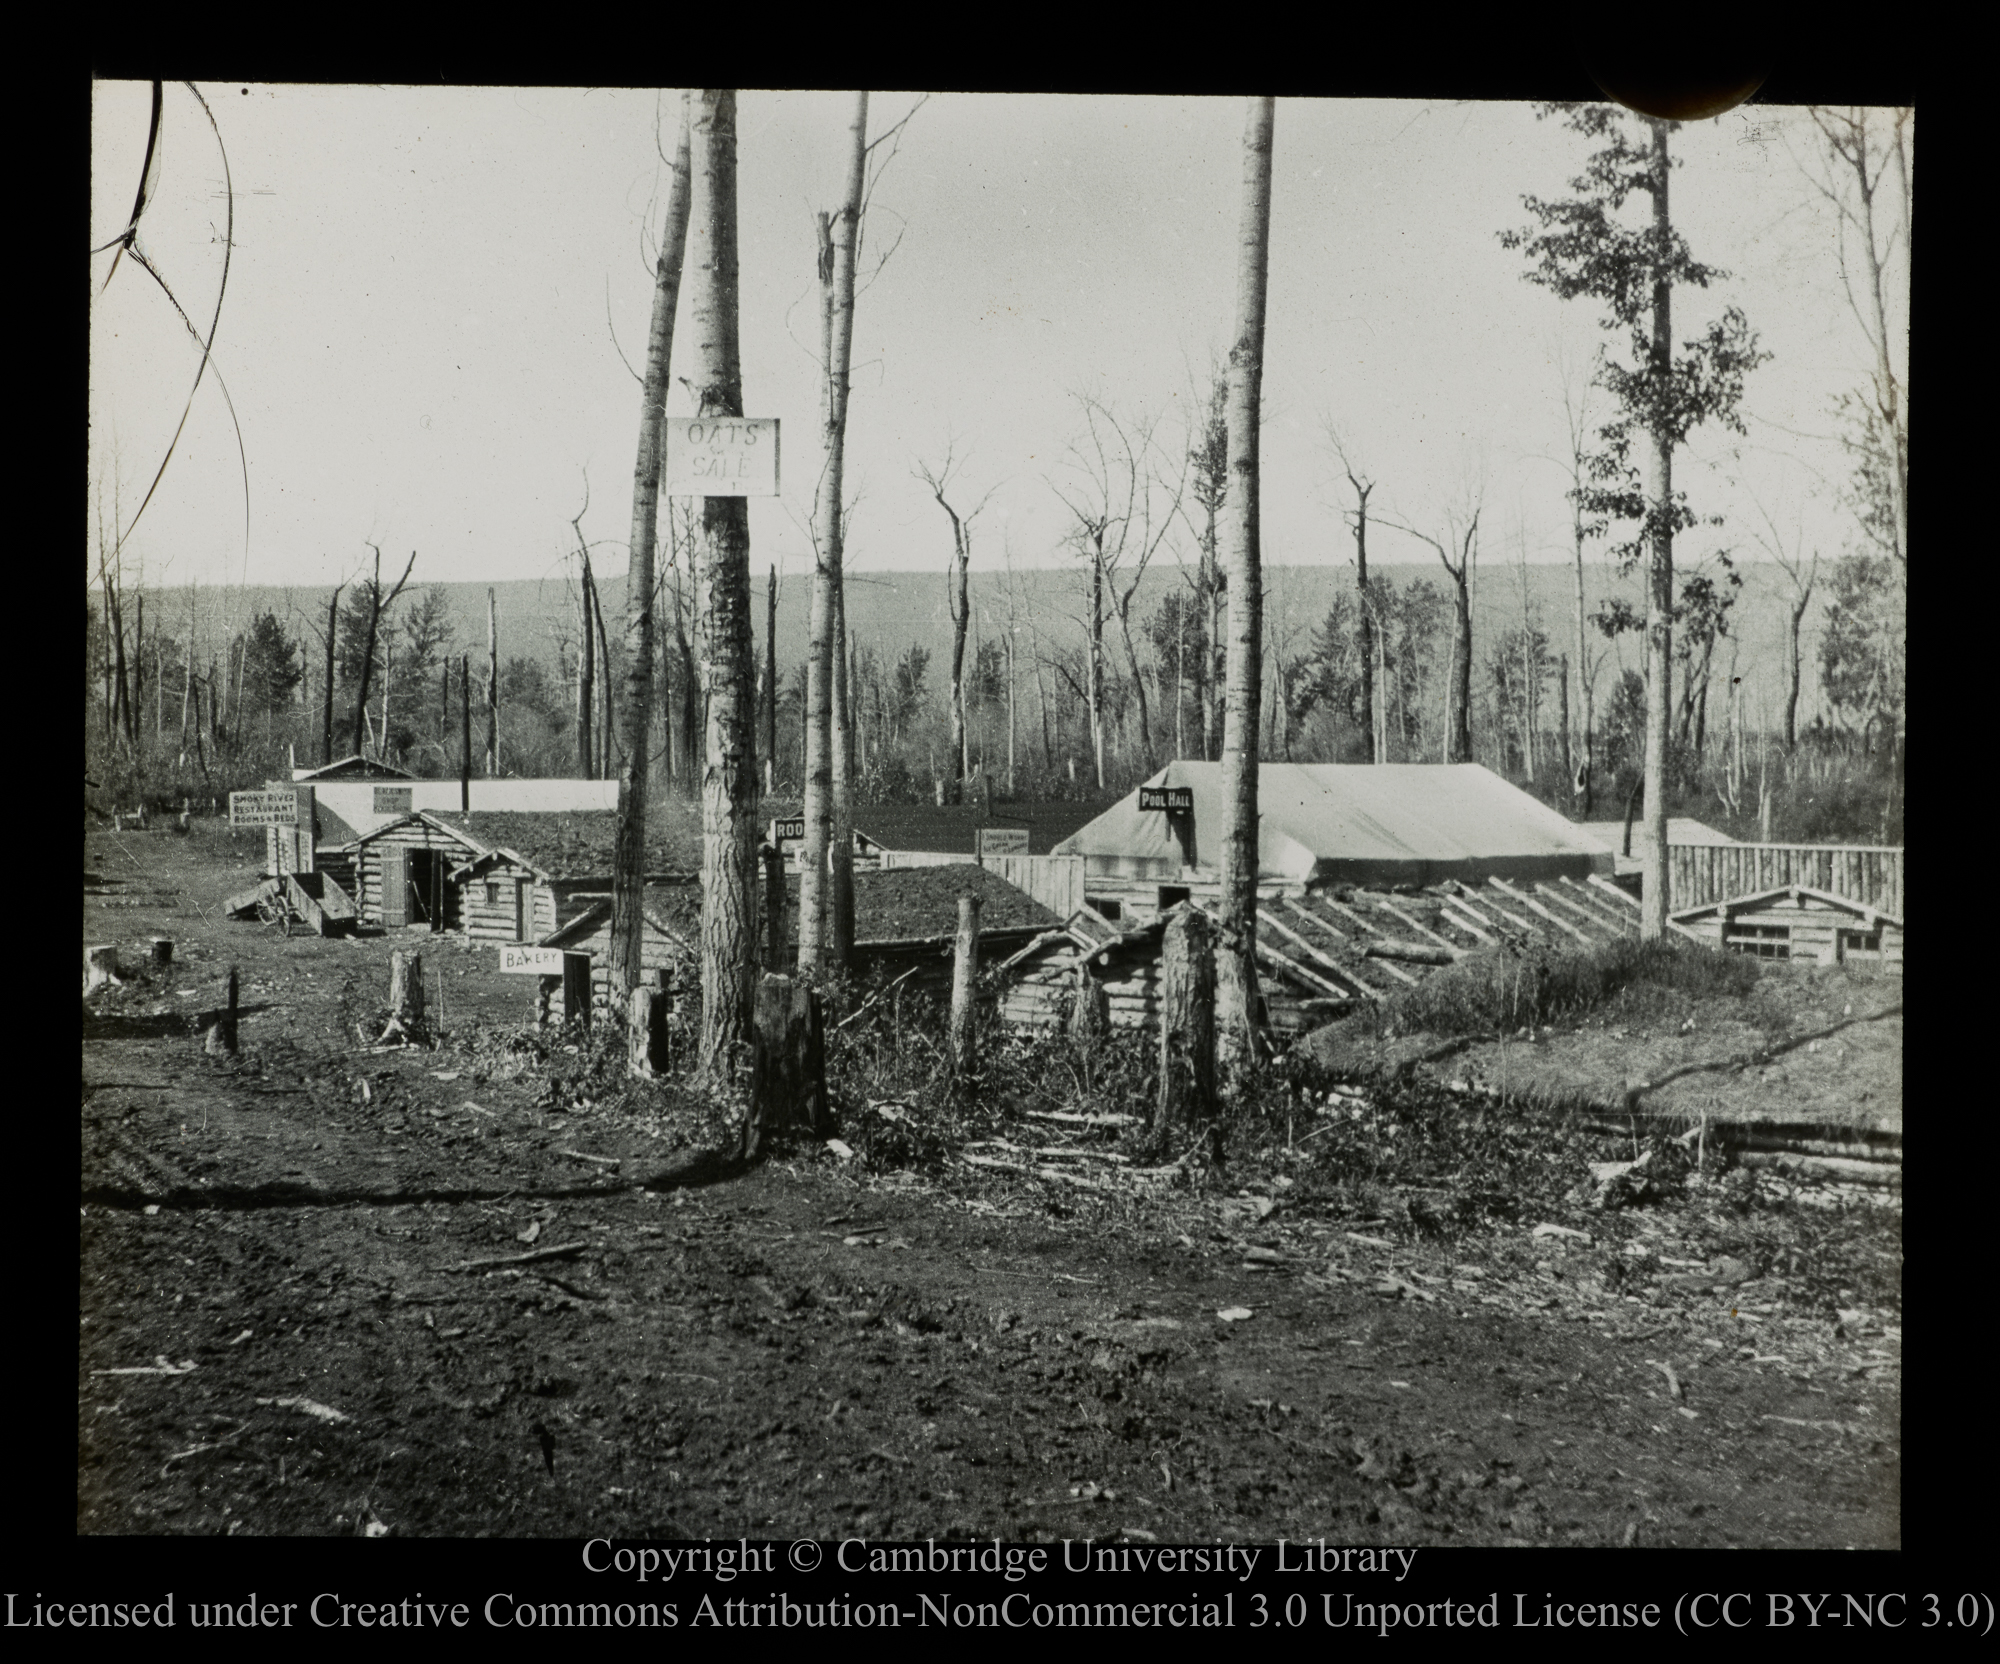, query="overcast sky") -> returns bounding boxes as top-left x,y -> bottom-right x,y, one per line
89,86 -> 1904,595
